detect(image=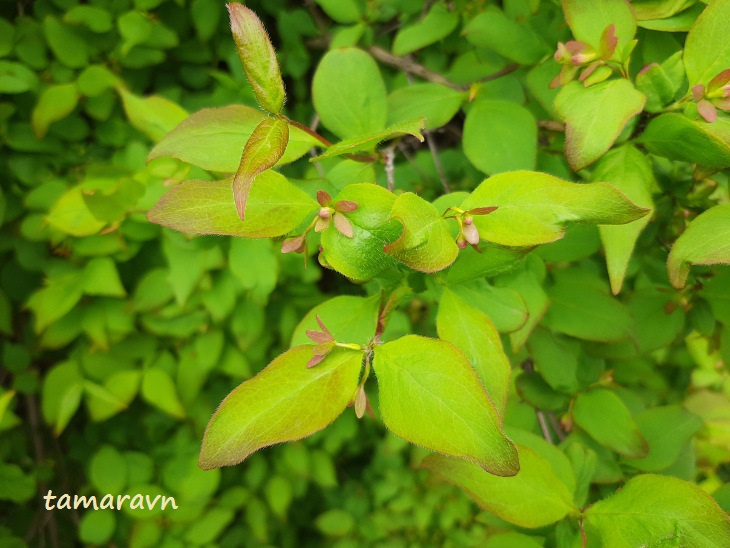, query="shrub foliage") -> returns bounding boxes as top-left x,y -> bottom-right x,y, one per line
2,0 -> 730,545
